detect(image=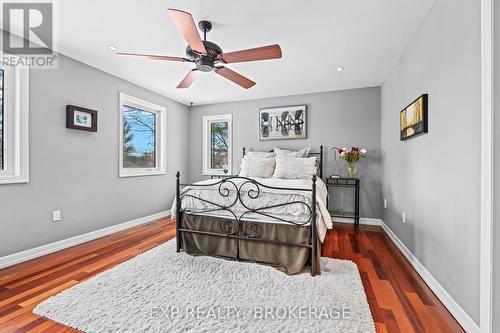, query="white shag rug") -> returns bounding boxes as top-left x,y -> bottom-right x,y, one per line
34,240 -> 375,333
